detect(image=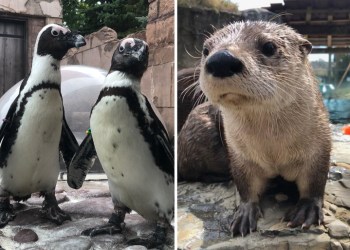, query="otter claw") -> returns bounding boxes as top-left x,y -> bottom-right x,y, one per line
230,202 -> 262,237
284,198 -> 323,228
